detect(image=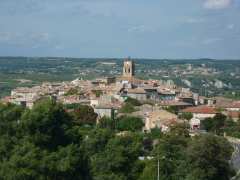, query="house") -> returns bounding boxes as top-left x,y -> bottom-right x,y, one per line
159,100 -> 193,111
158,89 -> 176,101
227,111 -> 240,121
126,88 -> 147,101
181,105 -> 217,120
144,110 -> 178,132
144,87 -> 159,101
218,101 -> 240,111
11,87 -> 38,100
211,97 -> 240,111
94,105 -> 118,119
189,117 -> 201,130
